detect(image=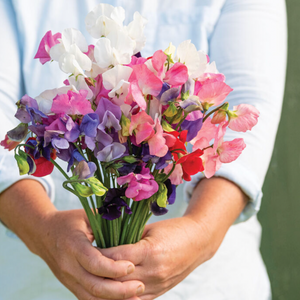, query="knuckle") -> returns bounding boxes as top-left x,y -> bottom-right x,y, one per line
90,282 -> 101,297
